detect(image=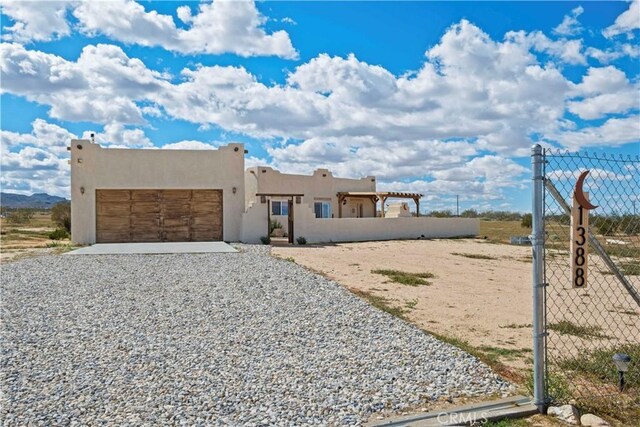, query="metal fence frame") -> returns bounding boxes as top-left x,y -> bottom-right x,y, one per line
531,144 -> 640,414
